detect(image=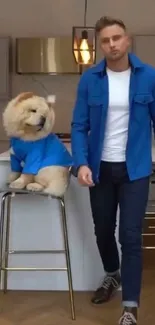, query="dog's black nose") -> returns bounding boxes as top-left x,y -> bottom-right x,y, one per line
39,116 -> 46,126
